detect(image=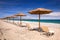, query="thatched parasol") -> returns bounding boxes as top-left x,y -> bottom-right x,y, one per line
9,16 -> 17,23
5,16 -> 11,22
28,8 -> 52,31
15,13 -> 26,26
